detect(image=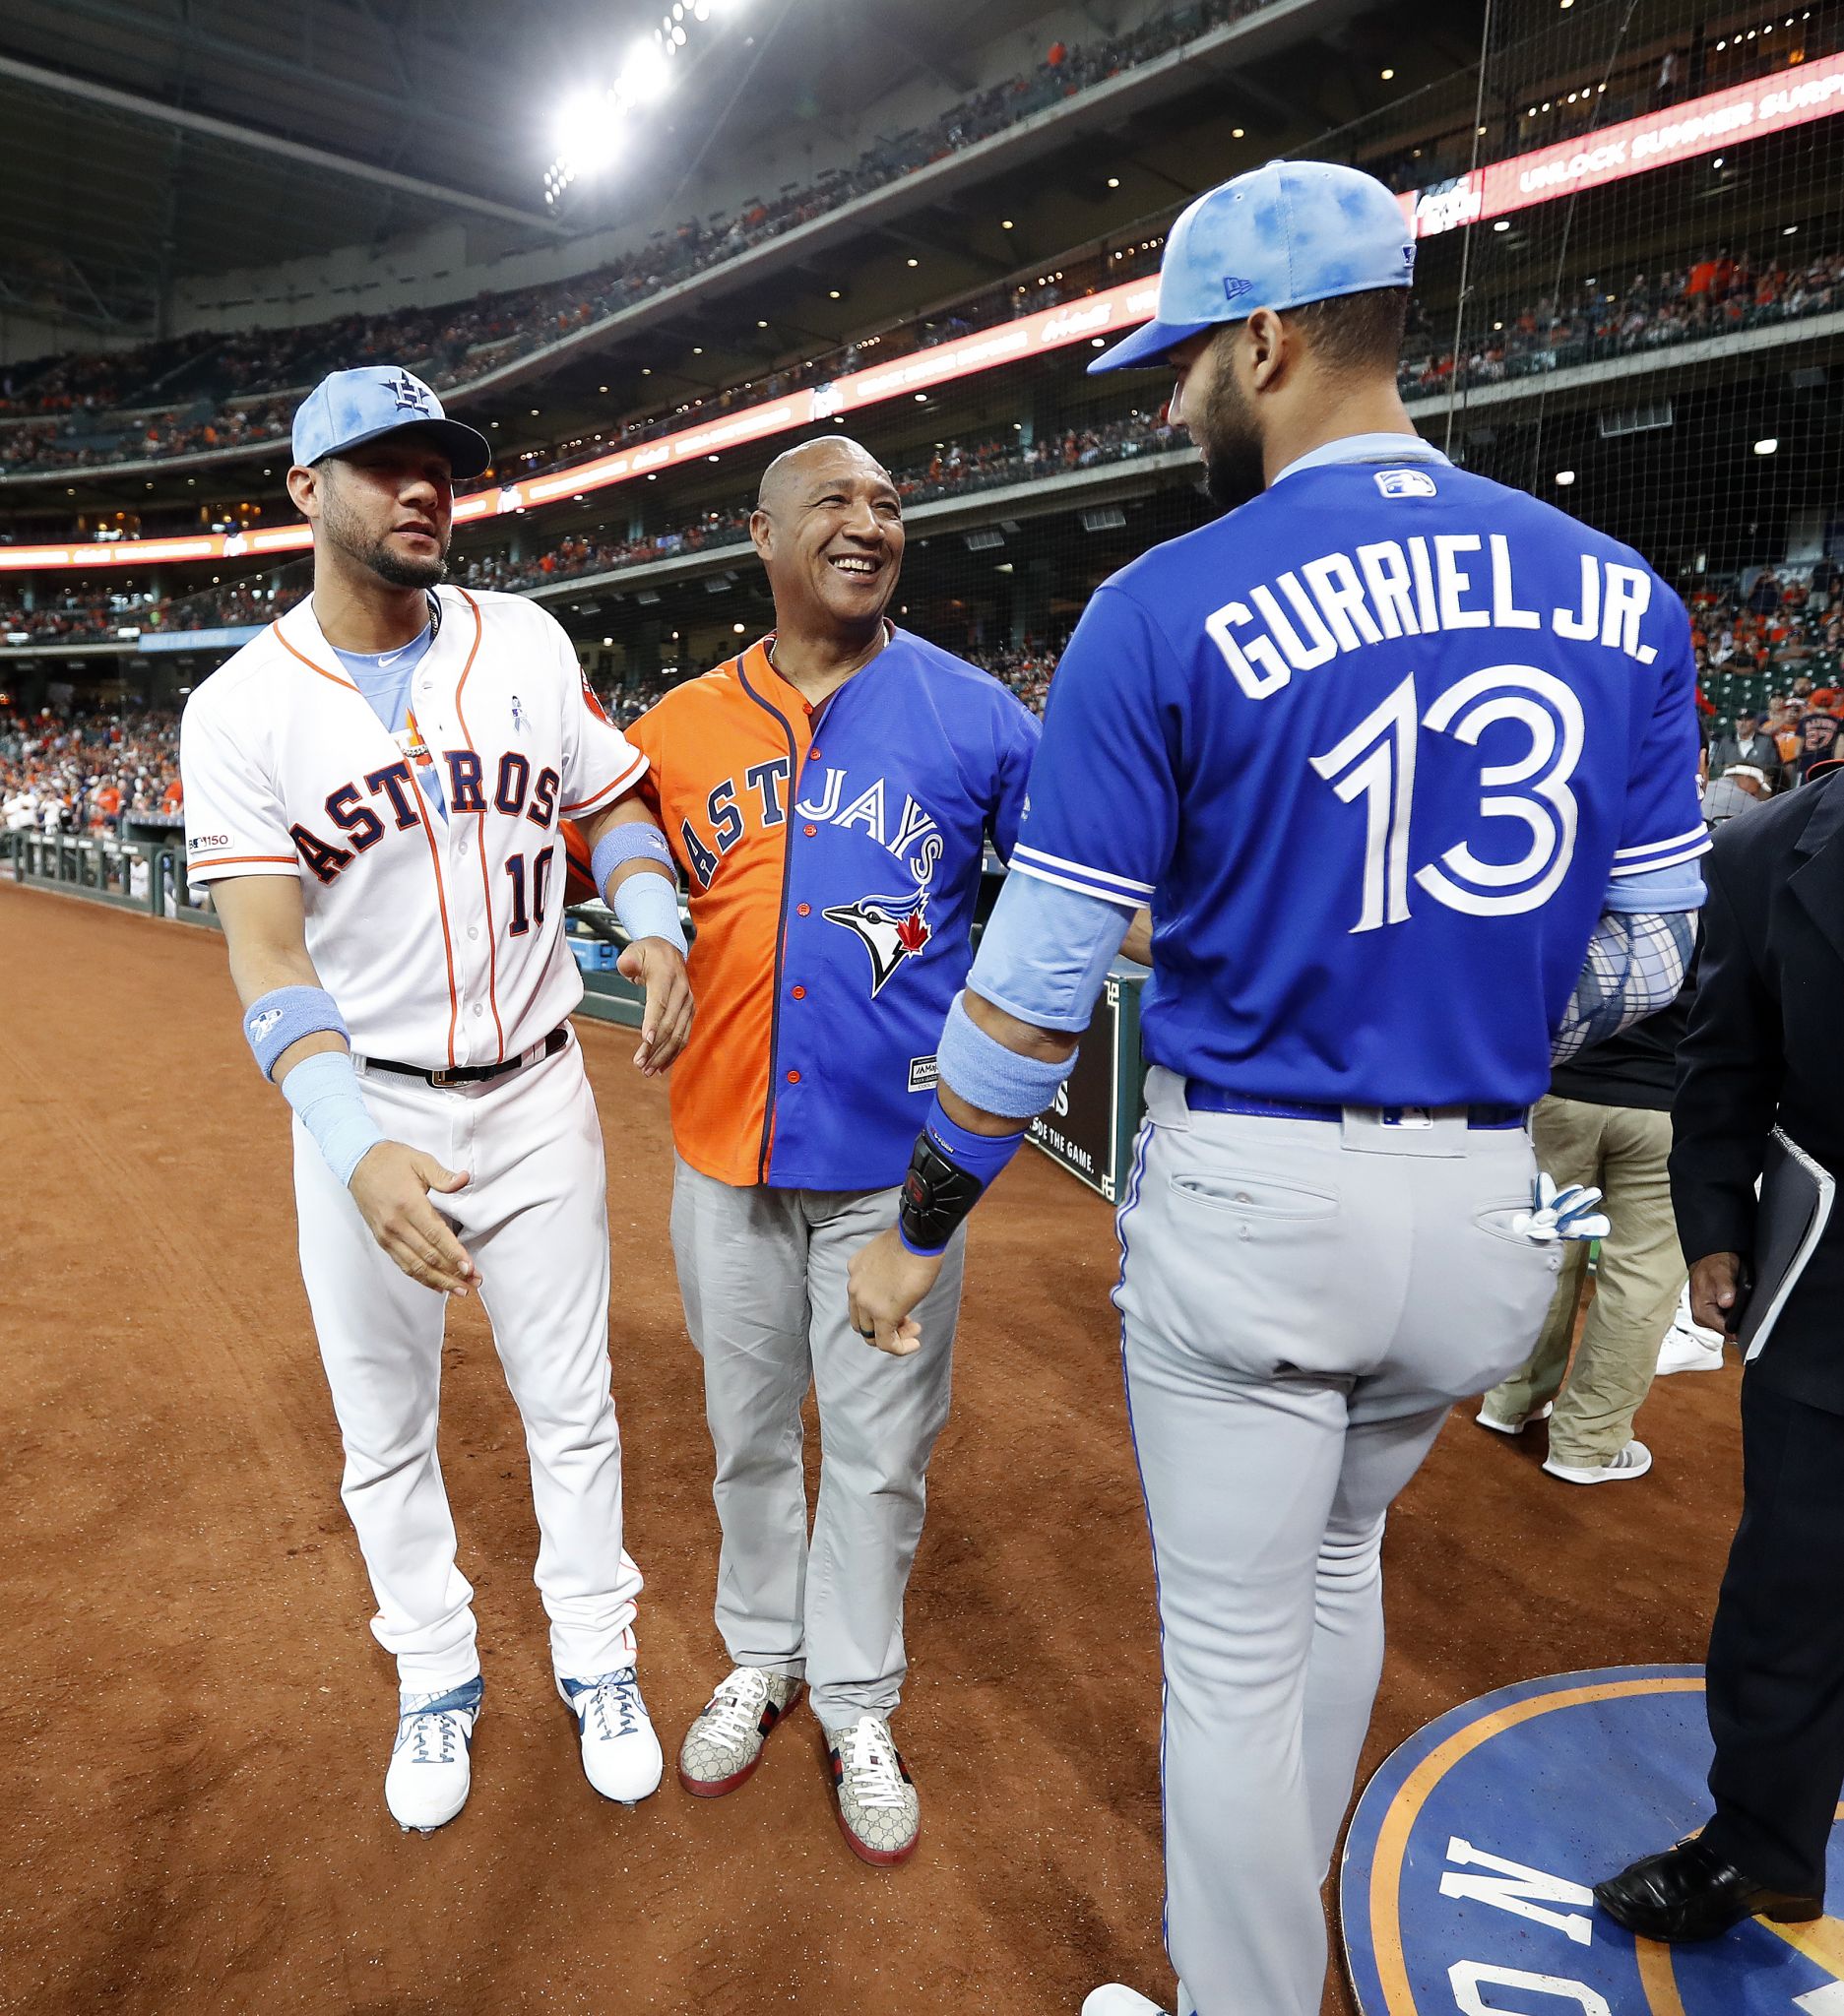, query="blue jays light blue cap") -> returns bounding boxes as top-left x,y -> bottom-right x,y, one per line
291,365 -> 492,479
1089,158 -> 1416,373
